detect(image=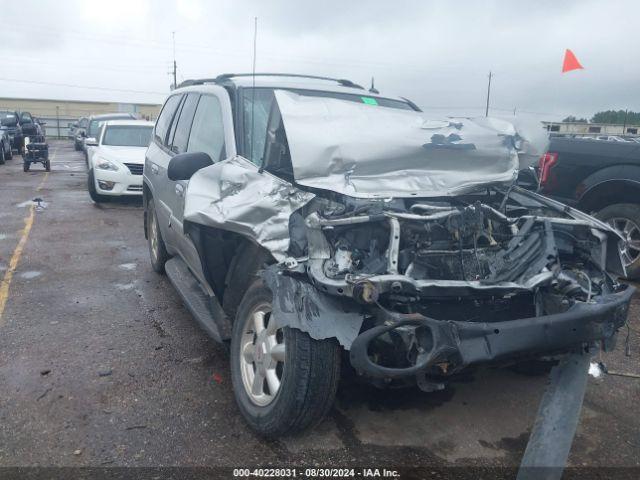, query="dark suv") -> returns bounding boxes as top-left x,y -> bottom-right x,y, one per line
0,110 -> 24,153
143,73 -> 632,437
